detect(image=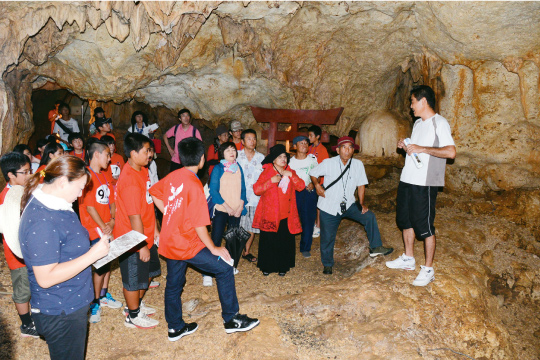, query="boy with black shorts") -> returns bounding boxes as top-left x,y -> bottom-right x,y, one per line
0,152 -> 38,338
114,133 -> 161,329
150,137 -> 259,341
